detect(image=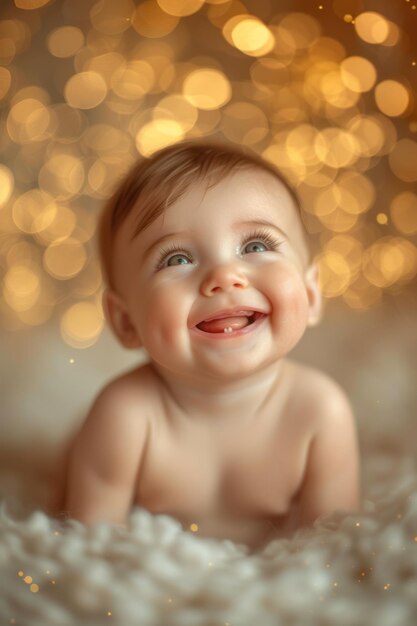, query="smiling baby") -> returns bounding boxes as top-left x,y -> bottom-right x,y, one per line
64,140 -> 360,551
